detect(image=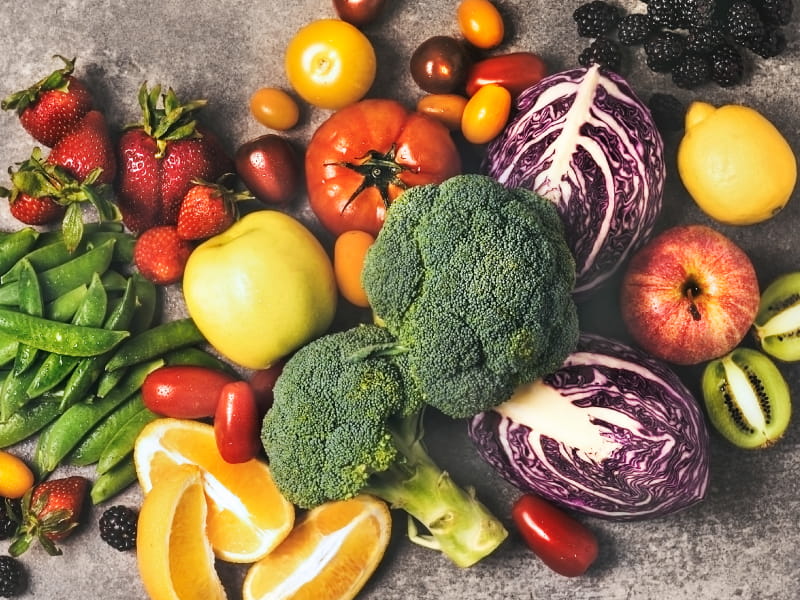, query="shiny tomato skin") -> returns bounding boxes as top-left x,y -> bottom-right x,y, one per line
249,87 -> 300,131
512,494 -> 599,577
461,83 -> 511,145
465,52 -> 547,98
332,0 -> 386,27
214,381 -> 261,464
142,365 -> 238,419
235,134 -> 301,205
457,0 -> 505,49
409,36 -> 472,95
305,98 -> 462,237
248,361 -> 284,419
